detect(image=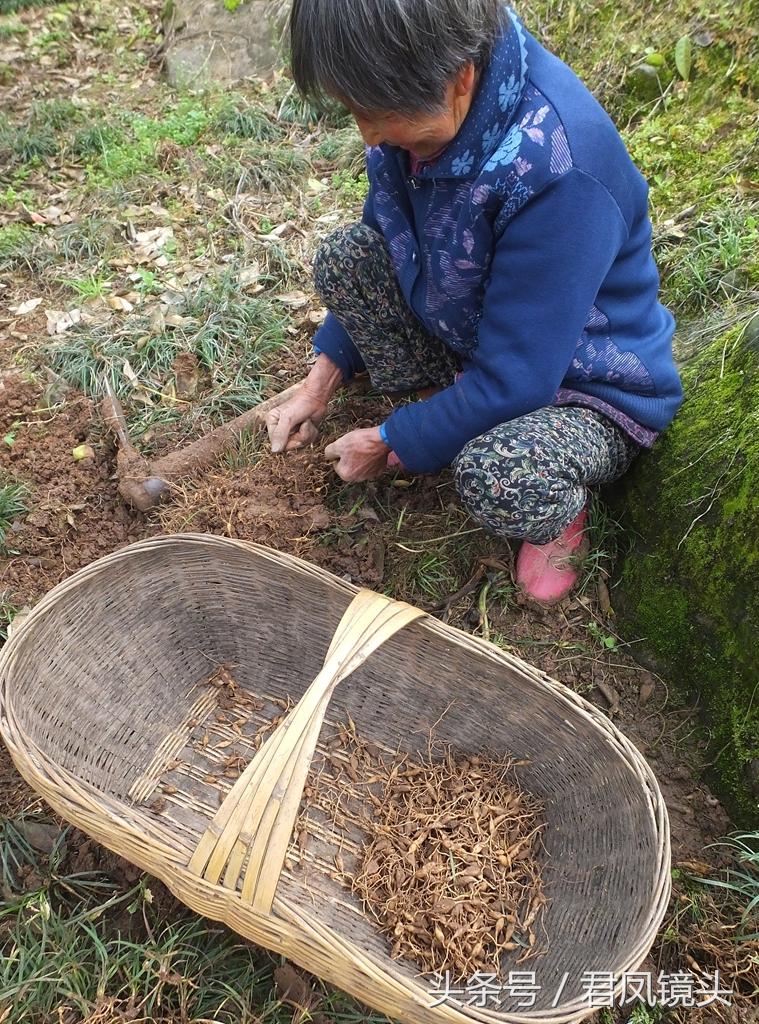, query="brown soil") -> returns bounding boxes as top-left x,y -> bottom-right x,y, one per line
157,446 -> 335,555
0,373 -> 146,607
